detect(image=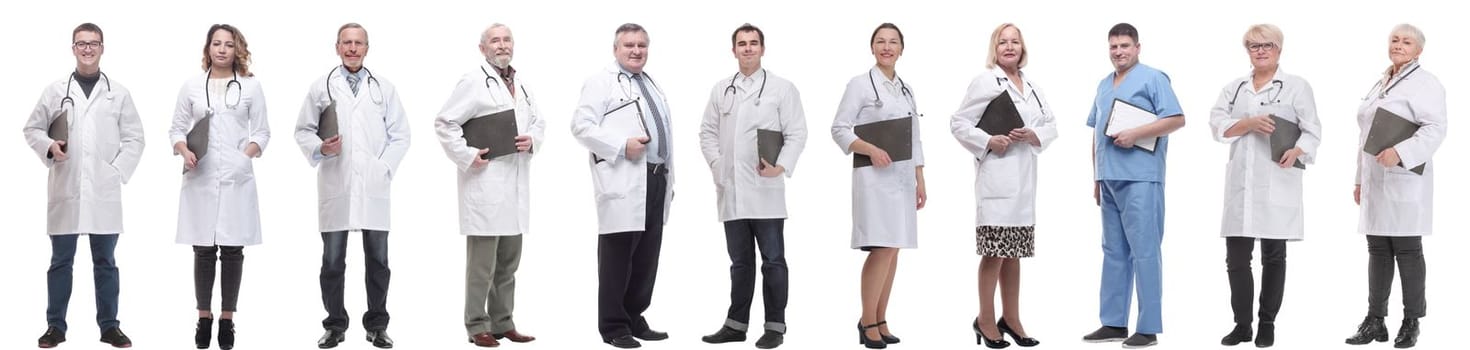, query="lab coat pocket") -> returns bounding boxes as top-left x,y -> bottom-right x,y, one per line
977,158 -> 1020,199
1268,168 -> 1303,207
1382,170 -> 1422,202
368,158 -> 394,199
47,165 -> 79,202
591,158 -> 627,202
